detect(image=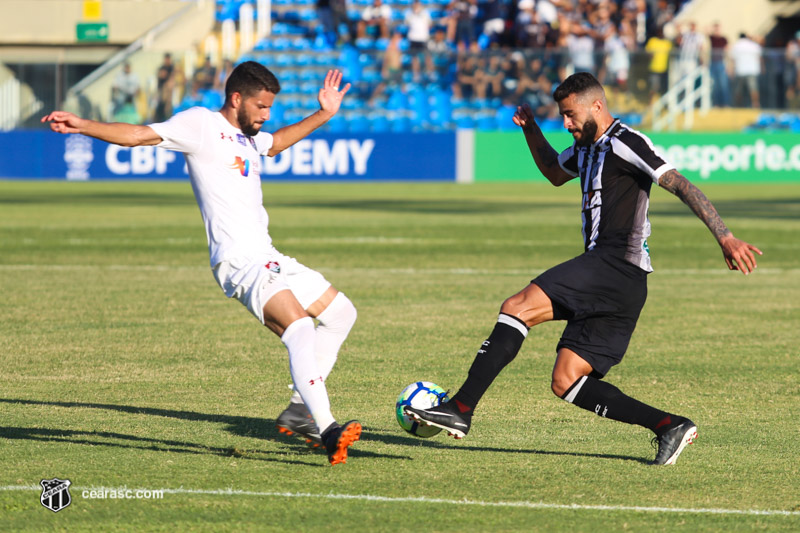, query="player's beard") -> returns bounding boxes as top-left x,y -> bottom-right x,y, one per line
237,107 -> 261,136
574,117 -> 598,147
